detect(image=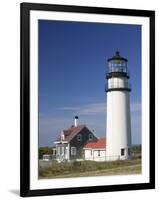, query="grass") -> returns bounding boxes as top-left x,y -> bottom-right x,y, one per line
39,157 -> 141,179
